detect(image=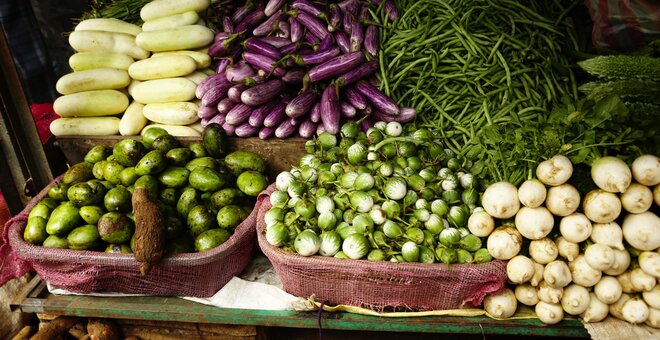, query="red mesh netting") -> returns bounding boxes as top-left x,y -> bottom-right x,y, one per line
256,185 -> 508,311
2,176 -> 262,297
